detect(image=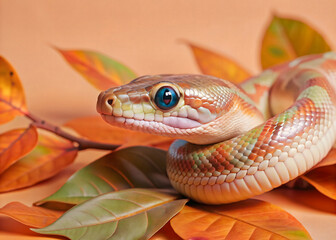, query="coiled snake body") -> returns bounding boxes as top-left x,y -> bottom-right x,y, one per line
97,52 -> 336,204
